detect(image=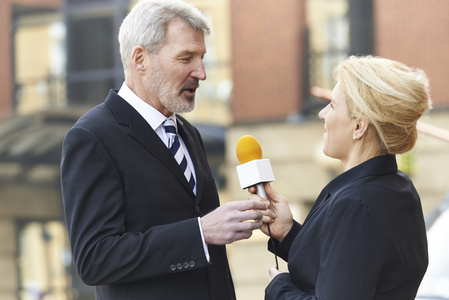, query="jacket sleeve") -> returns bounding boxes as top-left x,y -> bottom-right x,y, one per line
266,273 -> 317,300
61,126 -> 209,286
268,221 -> 302,261
266,196 -> 389,300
